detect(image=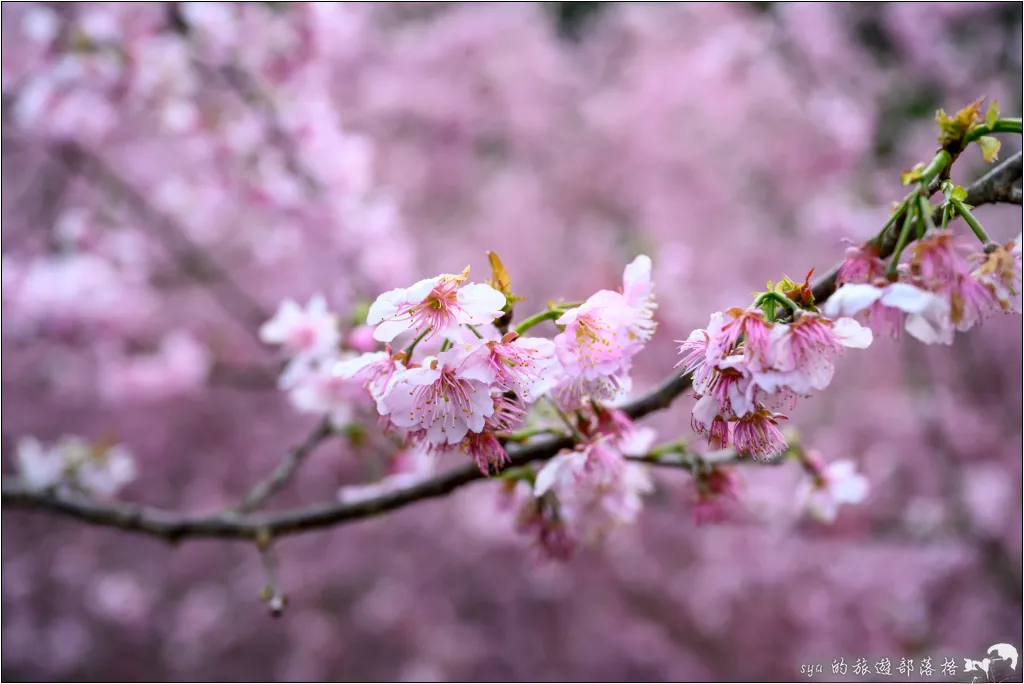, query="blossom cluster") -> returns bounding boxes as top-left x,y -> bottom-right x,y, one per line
259,256 -> 660,549
825,232 -> 1023,344
677,291 -> 874,460
16,436 -> 136,498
